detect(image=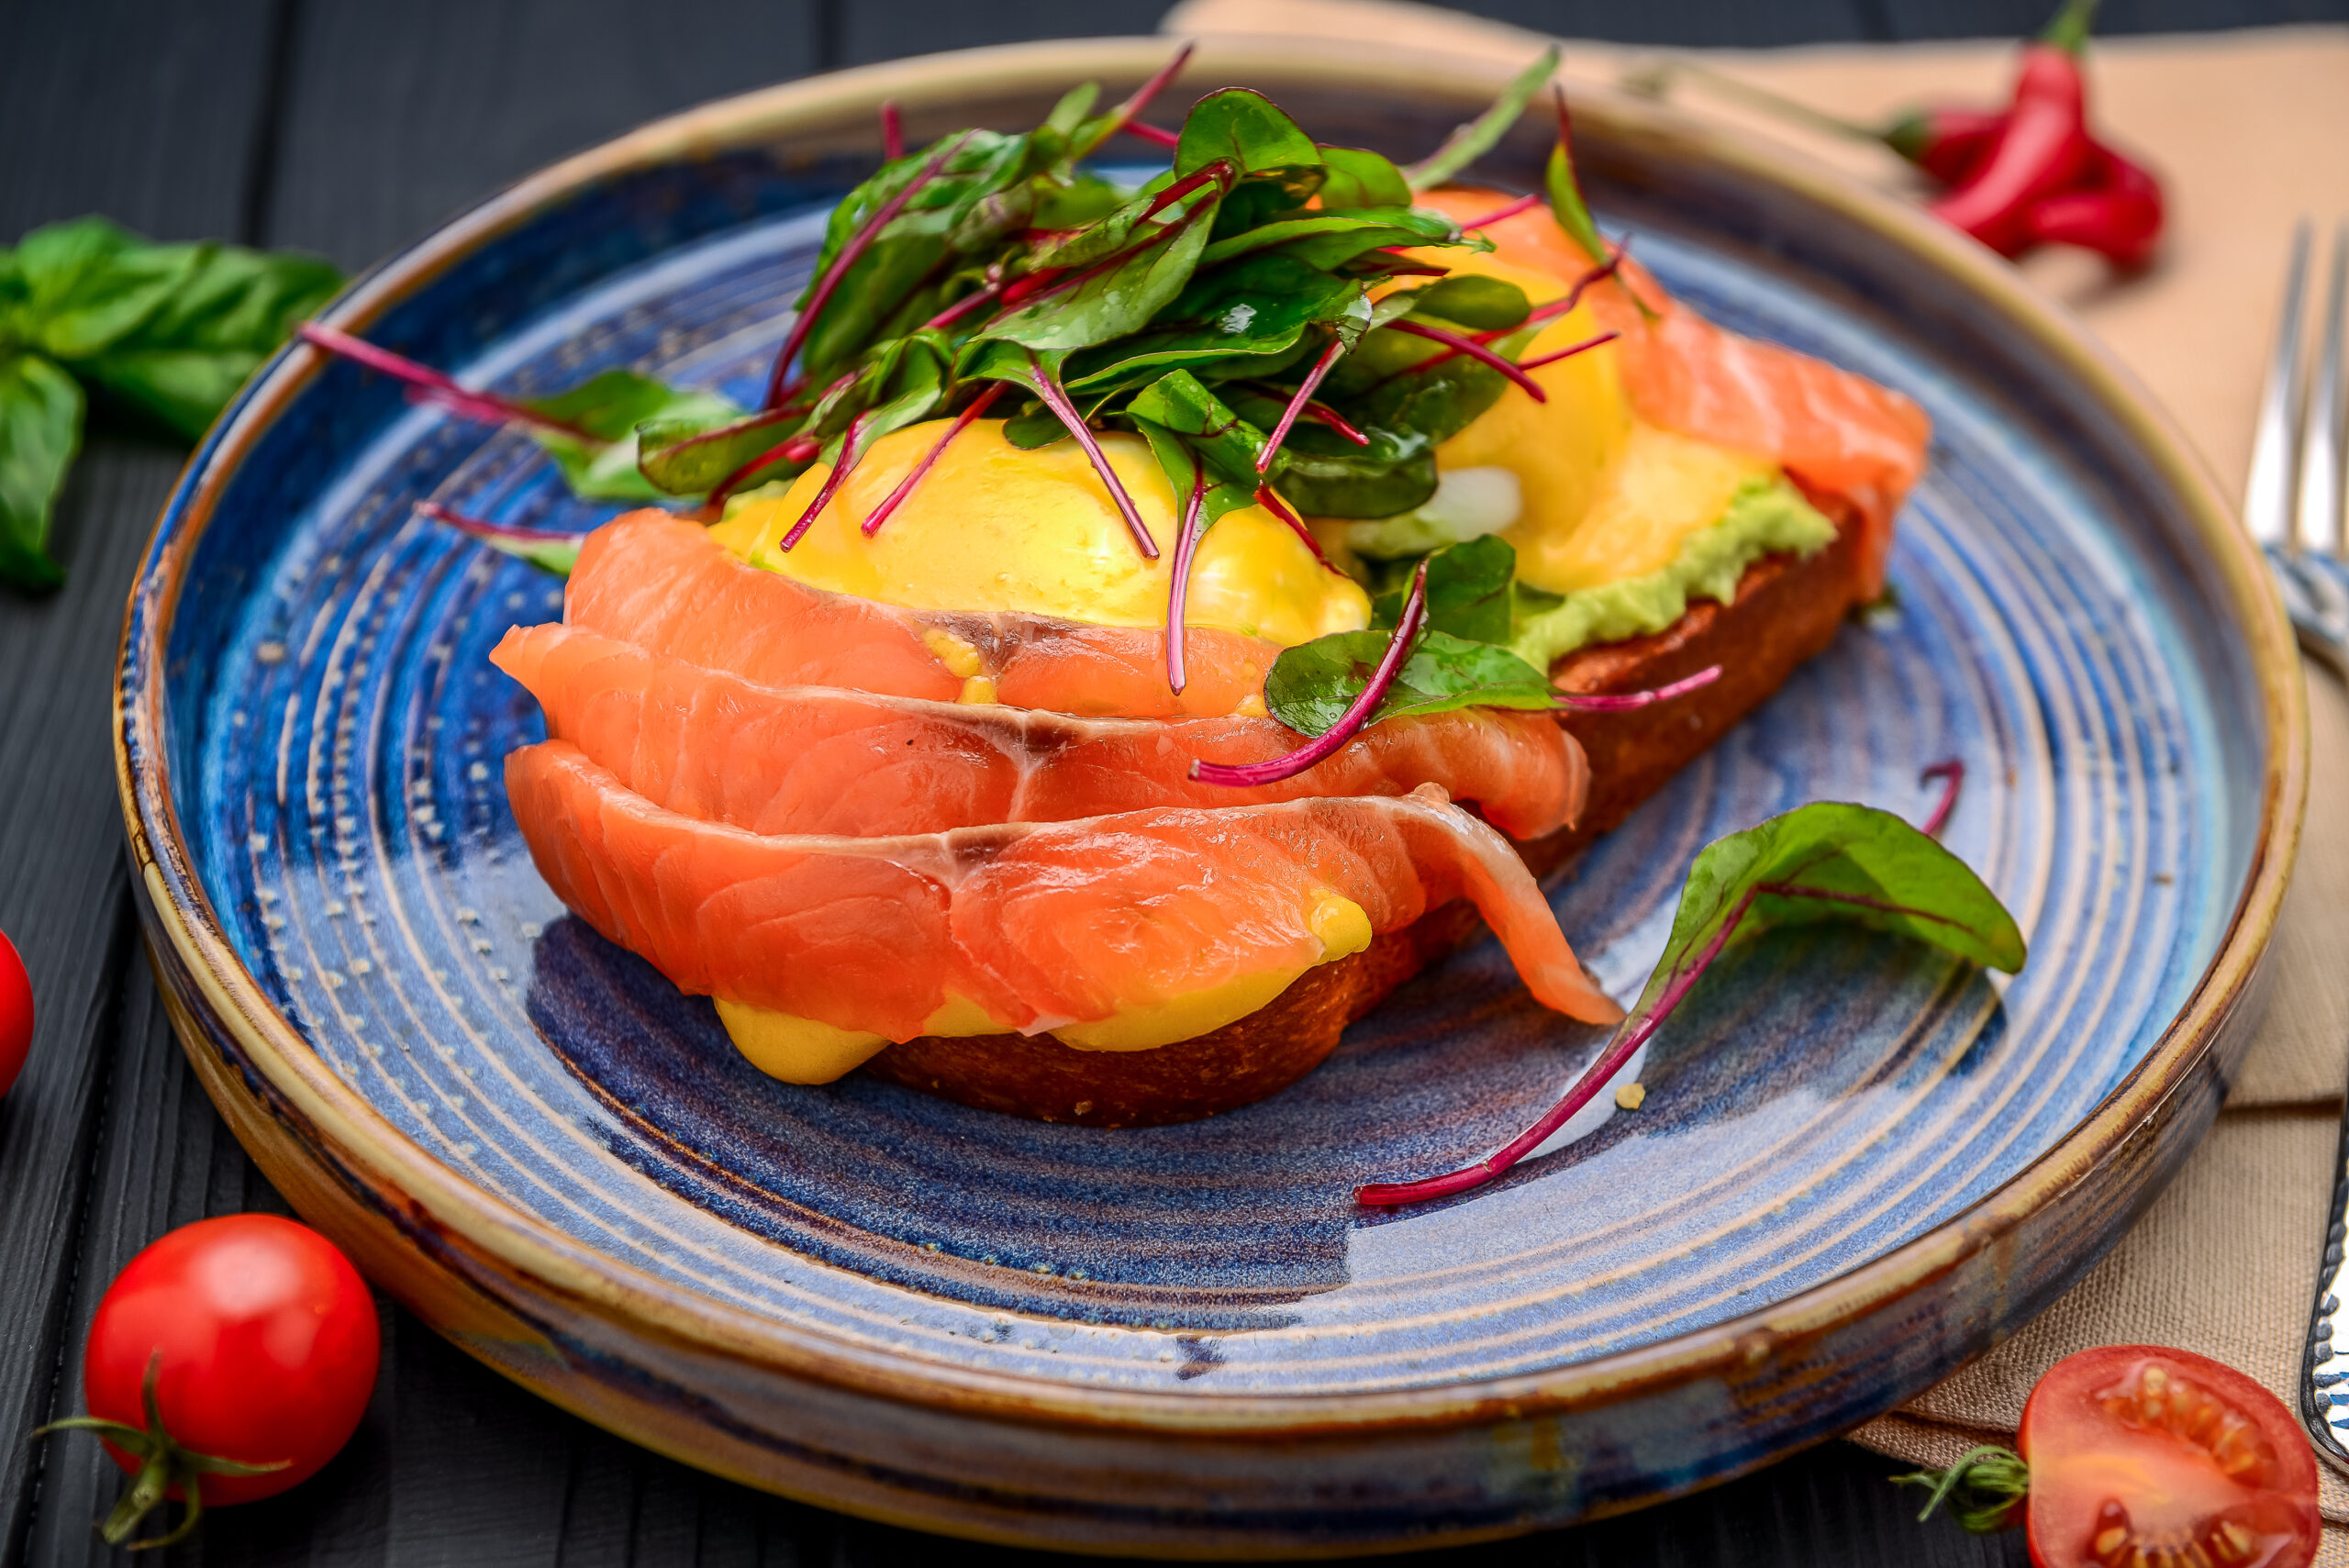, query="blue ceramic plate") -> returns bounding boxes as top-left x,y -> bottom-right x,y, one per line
117,39 -> 2303,1555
